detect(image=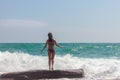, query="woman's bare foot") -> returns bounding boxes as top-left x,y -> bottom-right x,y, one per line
52,67 -> 54,71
